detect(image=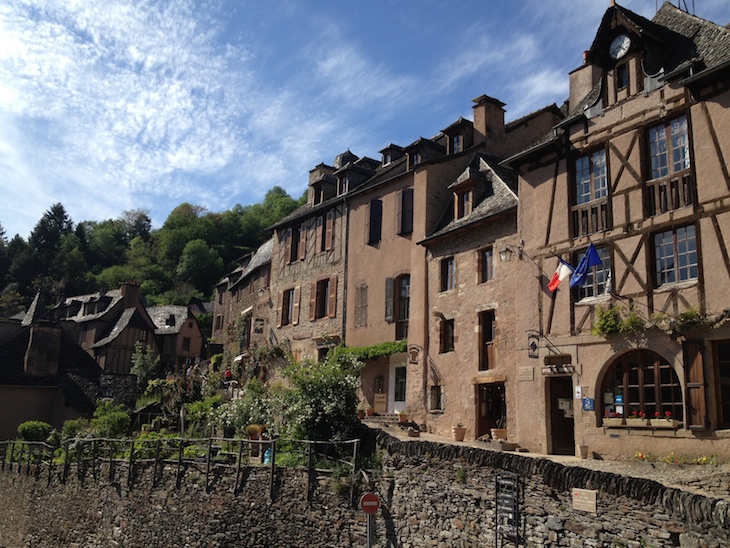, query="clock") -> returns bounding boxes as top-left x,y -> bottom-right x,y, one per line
609,34 -> 631,60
